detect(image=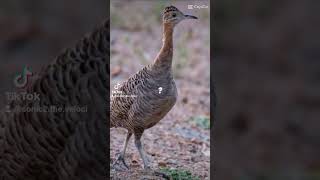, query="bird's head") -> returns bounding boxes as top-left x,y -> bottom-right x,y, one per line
162,6 -> 197,26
